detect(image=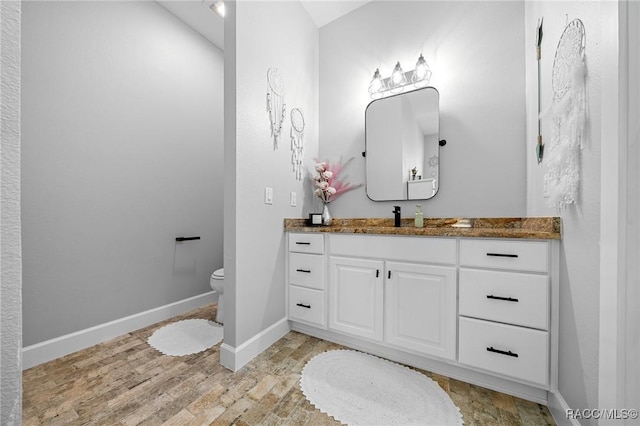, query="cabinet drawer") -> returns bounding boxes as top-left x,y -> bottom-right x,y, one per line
288,286 -> 325,327
289,233 -> 324,254
459,268 -> 549,330
289,253 -> 325,290
459,317 -> 549,387
460,239 -> 548,273
329,234 -> 456,265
